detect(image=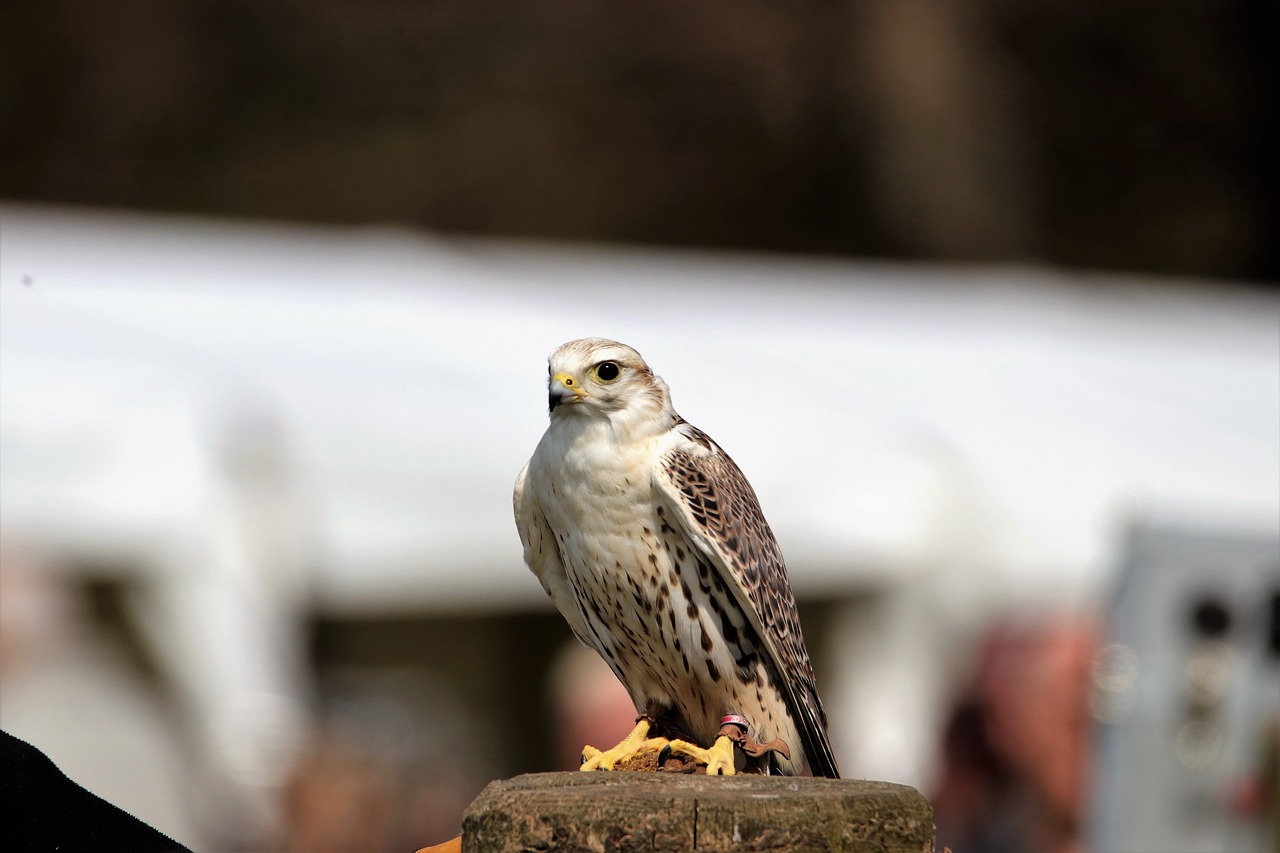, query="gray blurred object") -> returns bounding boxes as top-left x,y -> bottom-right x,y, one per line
1092,521 -> 1280,853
